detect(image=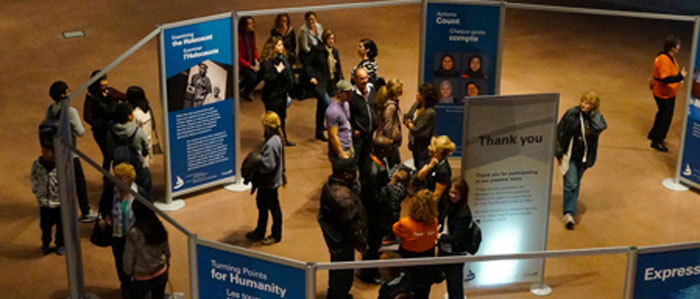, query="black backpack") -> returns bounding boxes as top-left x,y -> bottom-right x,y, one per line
465,220 -> 482,255
39,106 -> 74,148
240,143 -> 265,194
111,129 -> 143,172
